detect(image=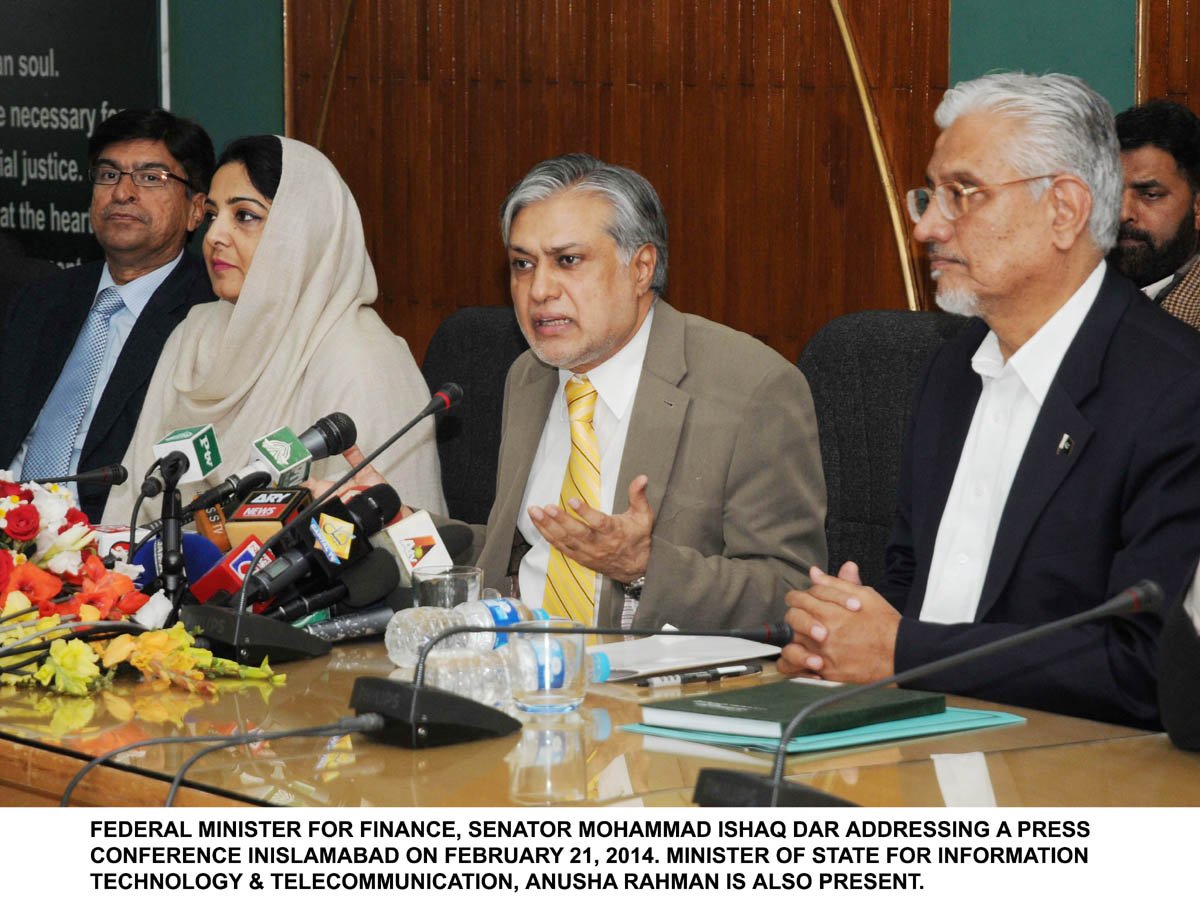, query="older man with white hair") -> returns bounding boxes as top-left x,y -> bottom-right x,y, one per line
780,73 -> 1200,728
